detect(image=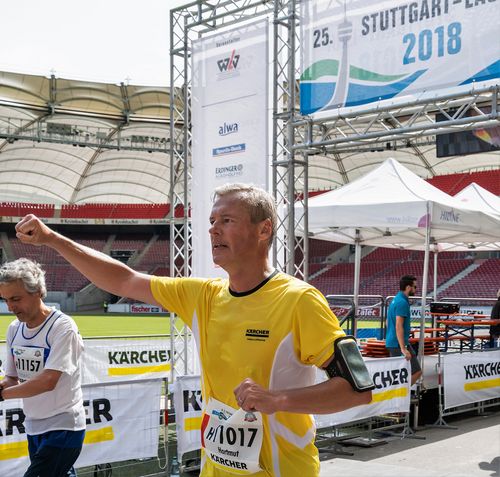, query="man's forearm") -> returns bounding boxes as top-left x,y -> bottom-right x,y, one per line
276,377 -> 372,414
16,215 -> 155,303
48,232 -> 135,297
2,371 -> 61,399
236,377 -> 372,415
